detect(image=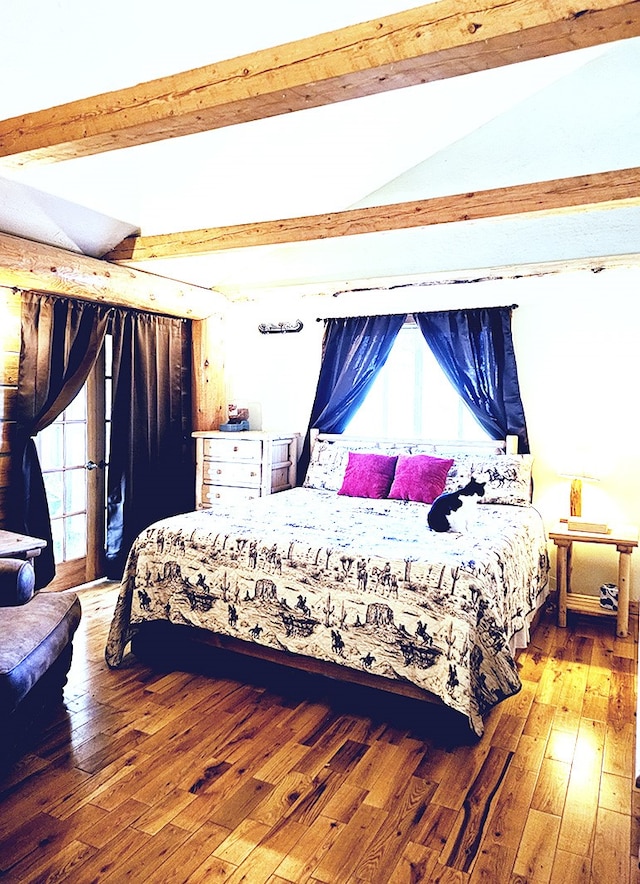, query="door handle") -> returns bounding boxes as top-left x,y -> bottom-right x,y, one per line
85,460 -> 106,471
